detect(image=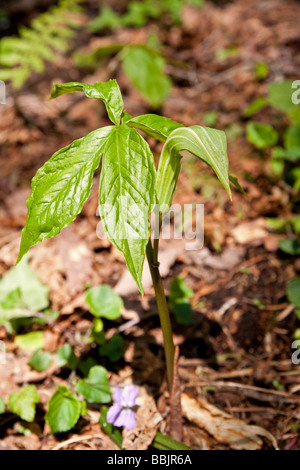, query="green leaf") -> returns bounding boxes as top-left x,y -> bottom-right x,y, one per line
268,80 -> 299,115
255,62 -> 269,81
246,122 -> 278,149
284,126 -> 300,156
272,146 -> 300,162
78,357 -> 98,377
17,126 -> 112,263
55,344 -> 78,369
50,80 -> 123,125
152,431 -> 190,450
266,218 -> 287,232
8,385 -> 40,422
287,277 -> 300,308
0,256 -> 49,313
243,97 -> 268,117
99,124 -> 156,294
99,406 -> 123,449
270,157 -> 284,175
45,385 -> 82,433
76,365 -> 111,403
278,239 -> 300,256
156,126 -> 231,211
0,397 -> 5,414
229,175 -> 248,197
91,318 -> 106,345
15,331 -> 44,351
290,215 -> 300,234
169,277 -> 194,325
122,46 -> 171,108
99,334 -> 124,362
203,111 -> 219,127
85,285 -> 123,319
126,114 -> 183,141
28,349 -> 51,372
